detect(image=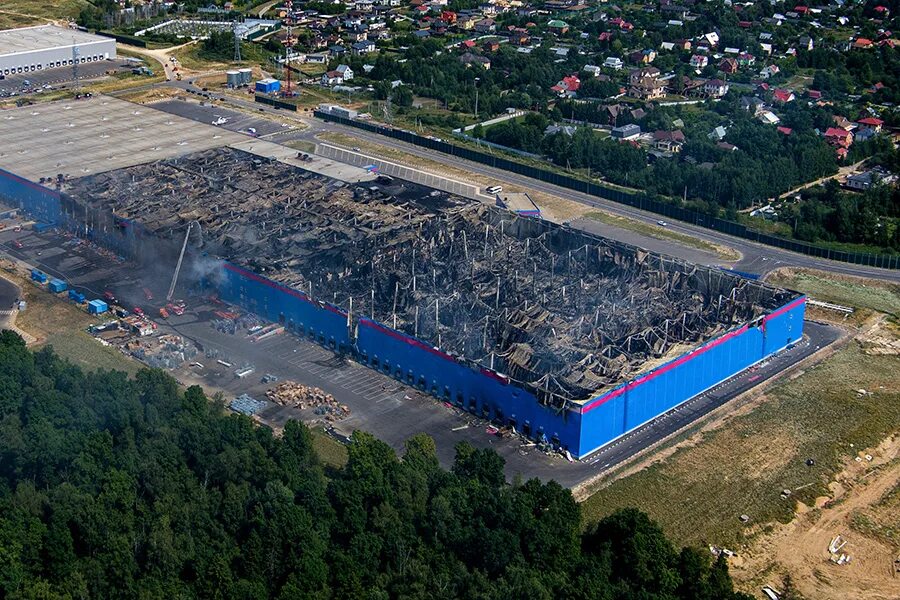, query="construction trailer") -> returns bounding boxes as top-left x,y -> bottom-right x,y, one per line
0,145 -> 805,459
87,299 -> 108,315
49,278 -> 67,293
